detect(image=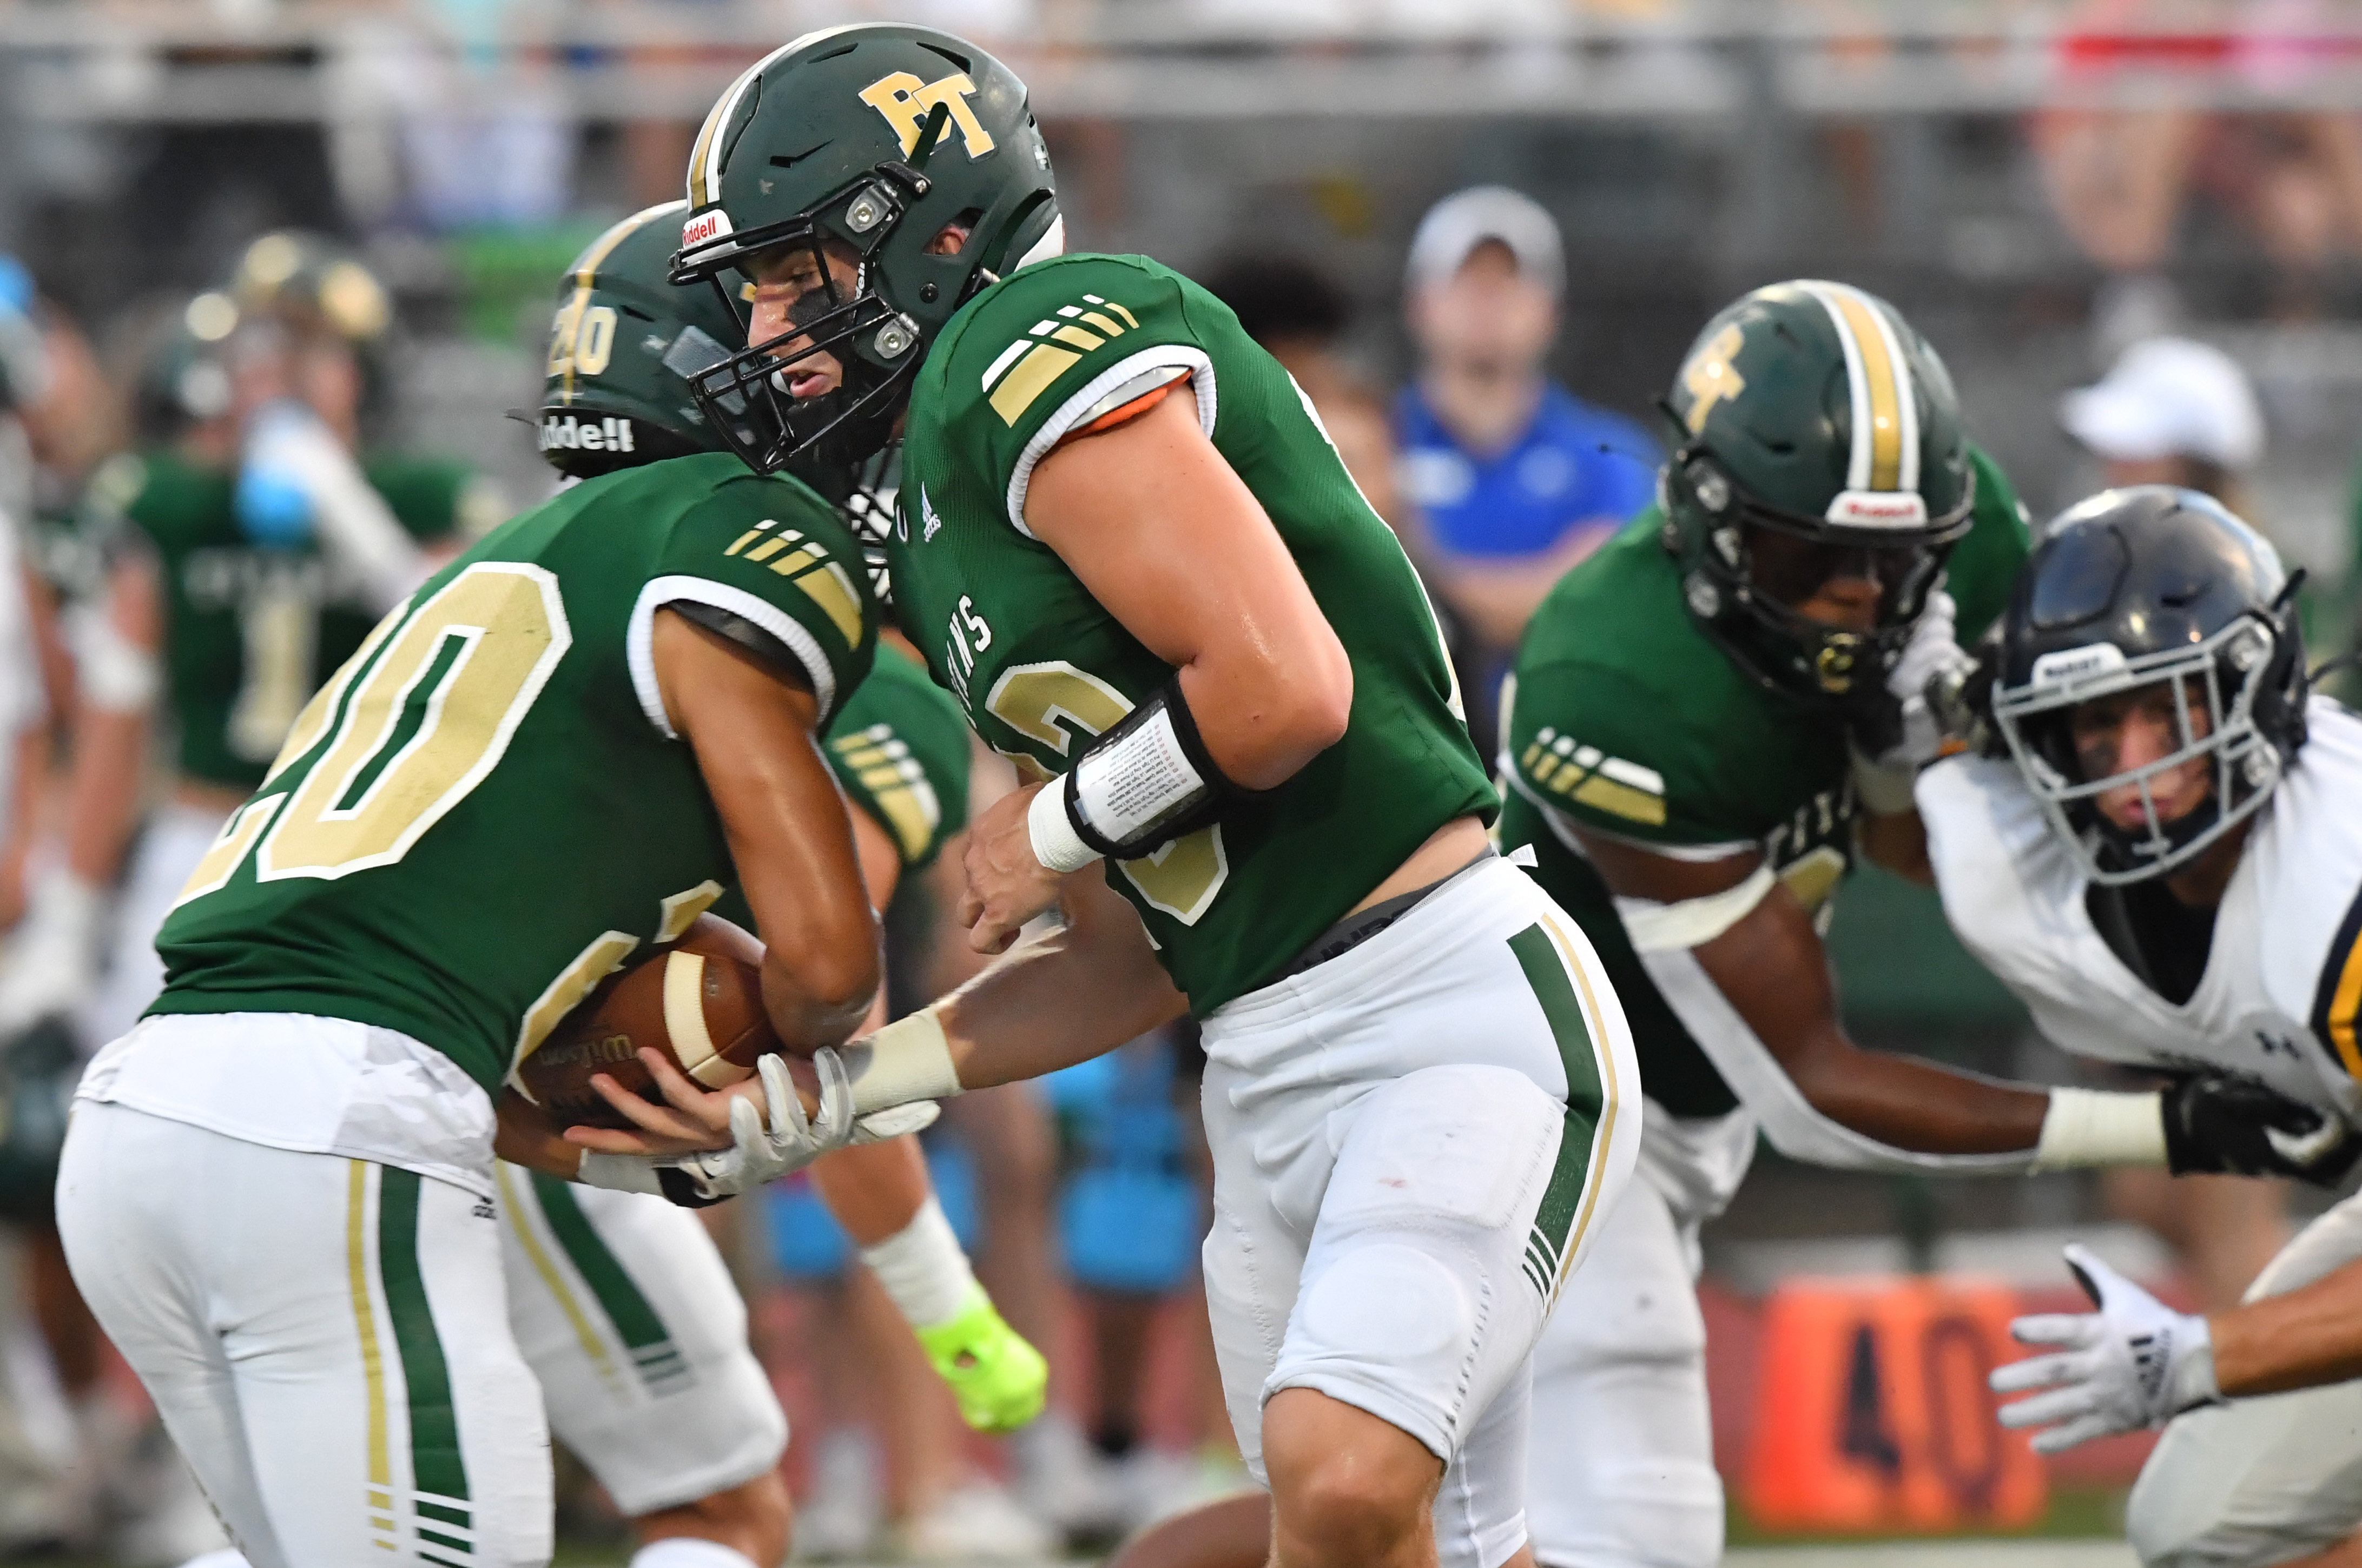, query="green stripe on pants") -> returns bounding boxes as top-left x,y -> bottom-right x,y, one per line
1508,922 -> 1607,1295
379,1168 -> 472,1523
529,1172 -> 687,1389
